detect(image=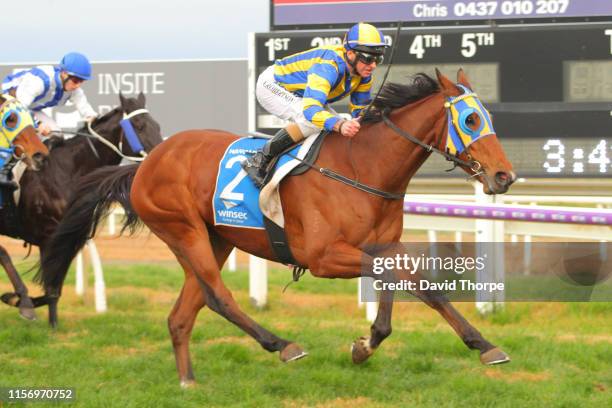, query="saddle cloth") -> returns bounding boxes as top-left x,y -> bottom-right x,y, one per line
212,133 -> 322,229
